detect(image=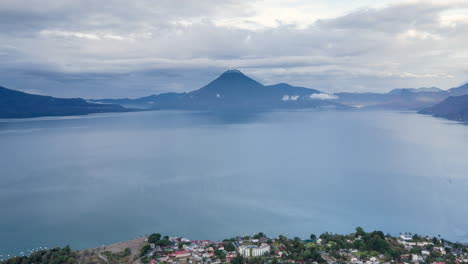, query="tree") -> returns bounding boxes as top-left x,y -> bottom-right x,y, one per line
155,239 -> 172,247
412,234 -> 422,241
279,235 -> 287,243
214,250 -> 226,260
224,242 -> 236,252
310,234 -> 317,241
231,255 -> 245,264
148,233 -> 161,243
362,231 -> 391,253
355,227 -> 366,237
140,245 -> 151,257
253,232 -> 266,239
